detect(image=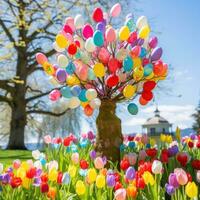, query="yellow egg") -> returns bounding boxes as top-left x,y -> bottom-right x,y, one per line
119,26 -> 130,41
